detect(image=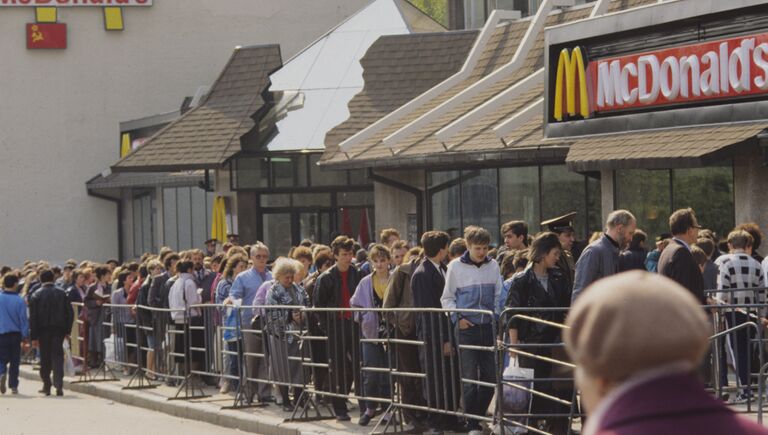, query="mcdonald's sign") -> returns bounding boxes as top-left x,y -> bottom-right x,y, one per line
551,32 -> 768,123
553,46 -> 591,122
